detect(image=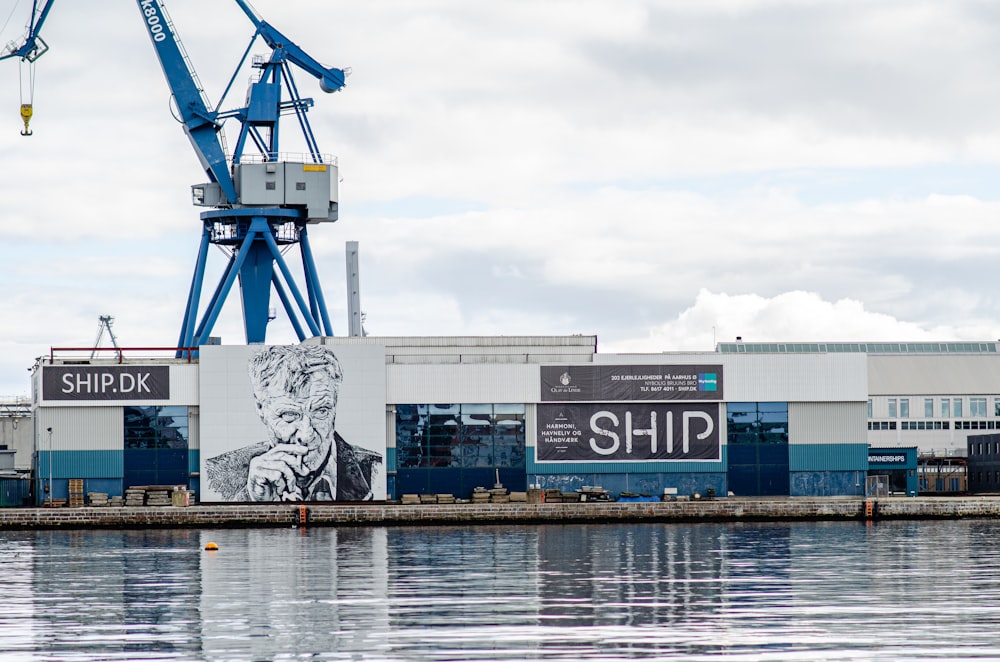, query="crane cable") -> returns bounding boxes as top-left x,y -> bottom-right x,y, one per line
18,53 -> 33,135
